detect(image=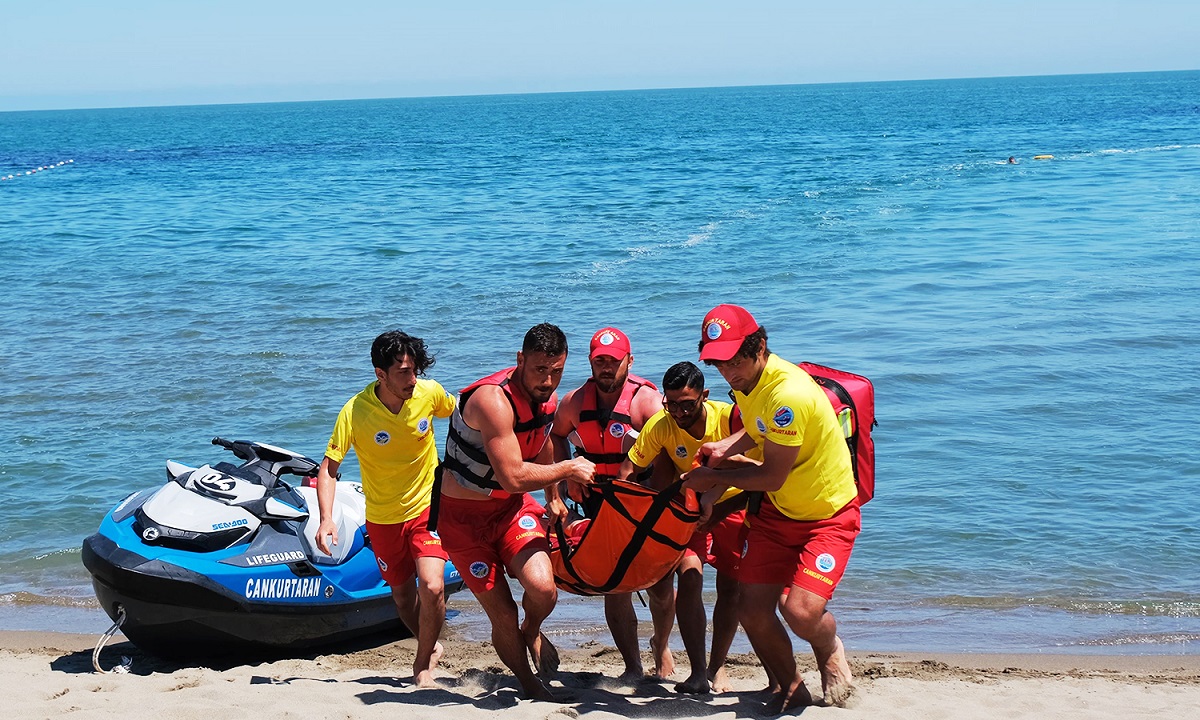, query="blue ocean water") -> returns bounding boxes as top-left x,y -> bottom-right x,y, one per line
2,71 -> 1199,654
